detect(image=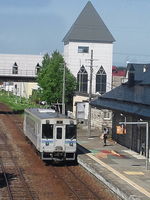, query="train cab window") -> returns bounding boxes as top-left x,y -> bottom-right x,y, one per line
42,124 -> 53,139
57,127 -> 62,139
66,125 -> 76,139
